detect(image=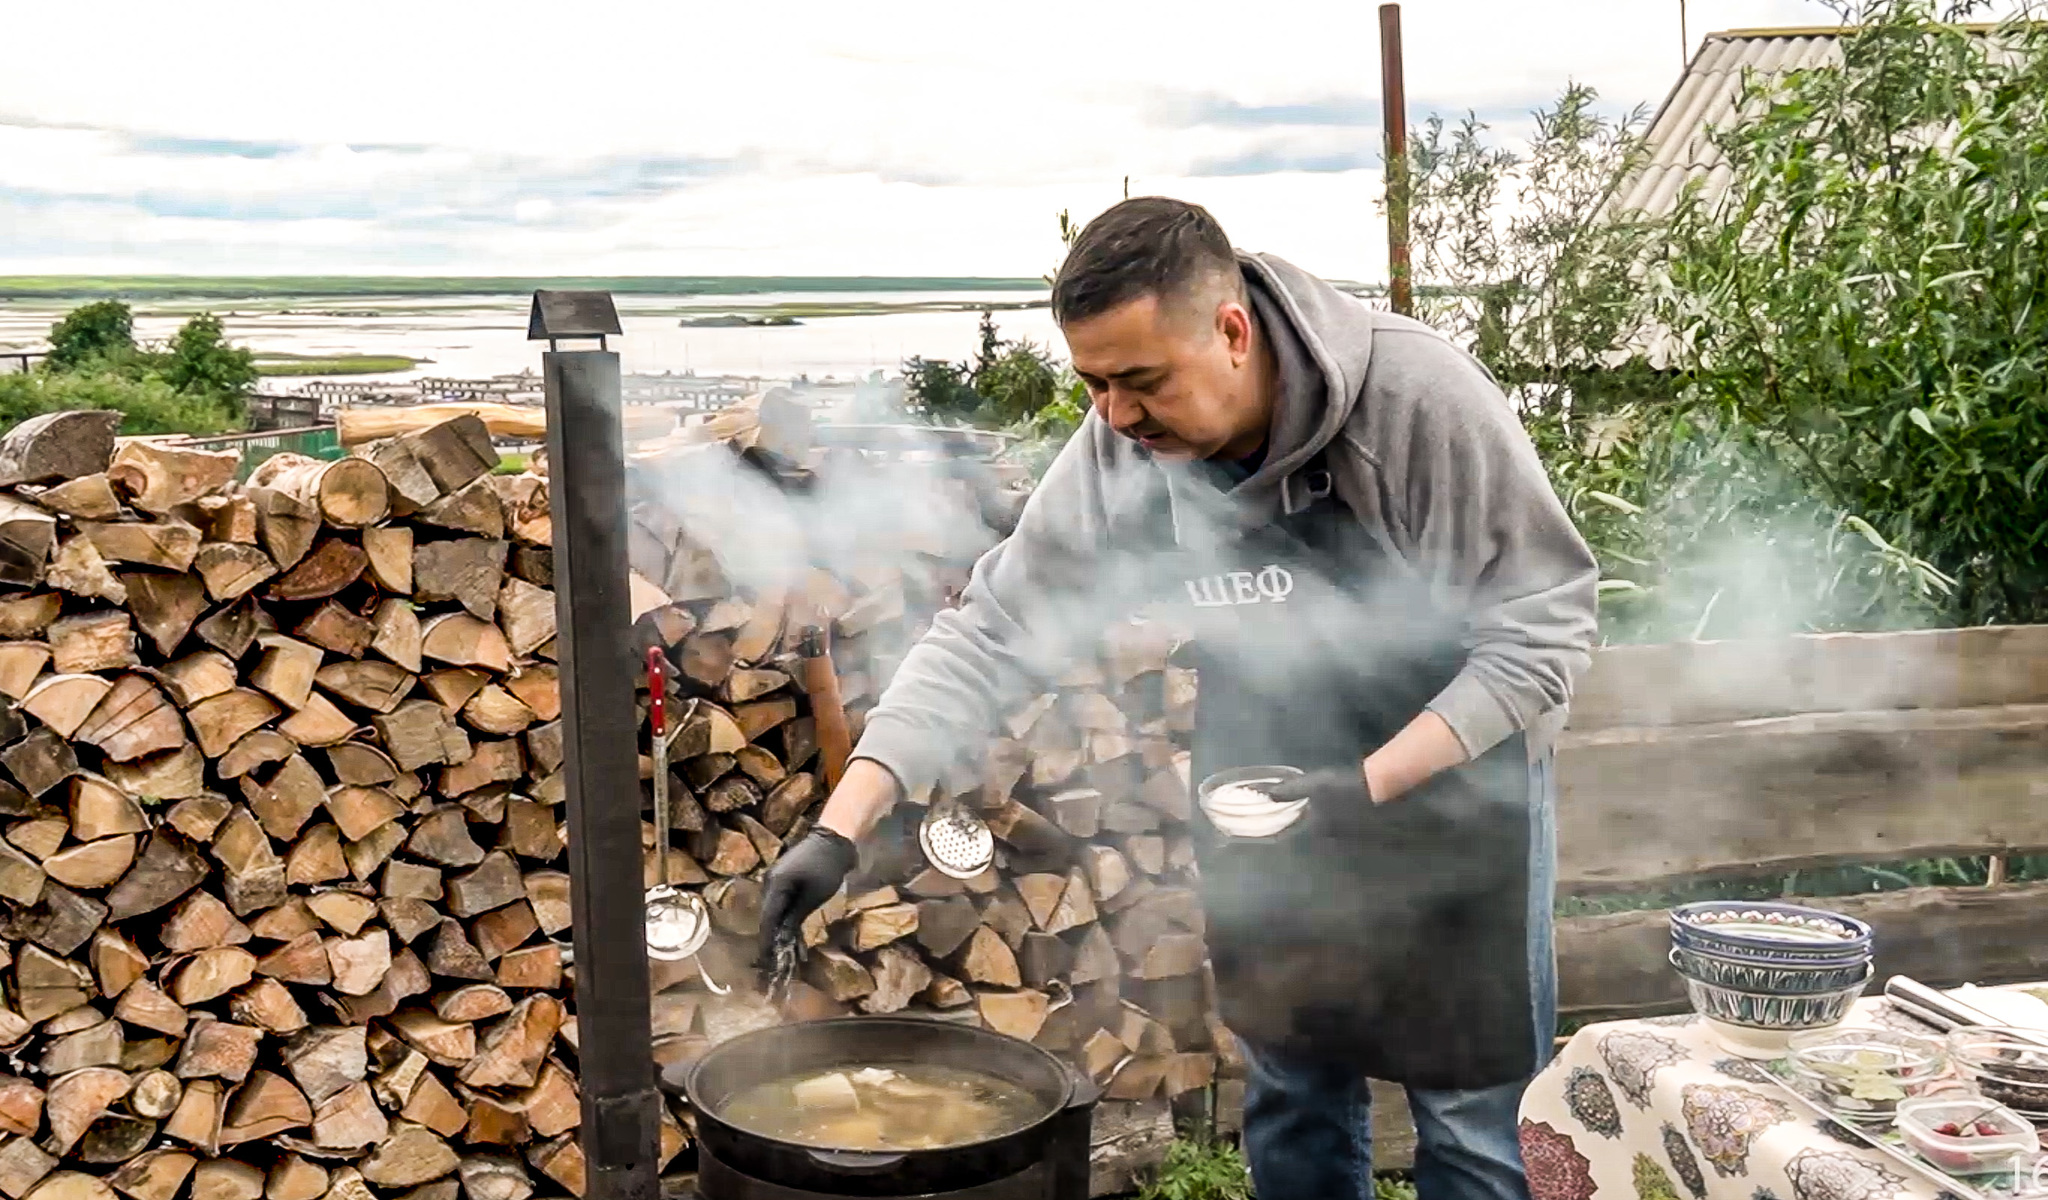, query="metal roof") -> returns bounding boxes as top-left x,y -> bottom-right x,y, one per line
1611,30 -> 1845,218
1613,23 -> 2016,219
